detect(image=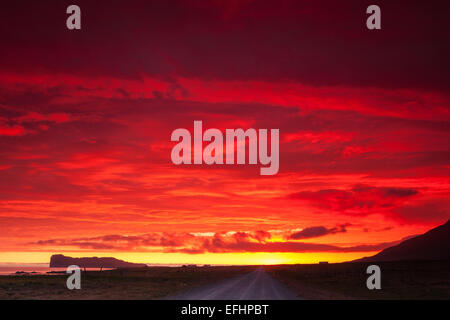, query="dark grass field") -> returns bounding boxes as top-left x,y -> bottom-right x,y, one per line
265,261 -> 450,300
1,262 -> 448,299
0,266 -> 254,300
